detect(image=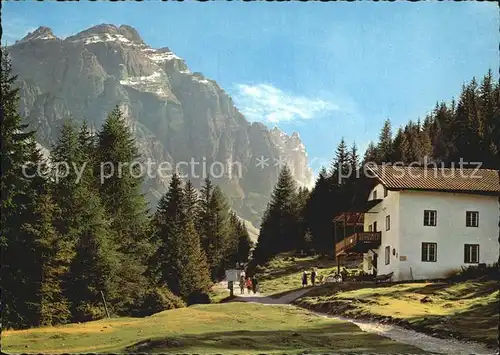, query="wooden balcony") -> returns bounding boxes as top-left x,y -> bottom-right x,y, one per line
335,232 -> 381,256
